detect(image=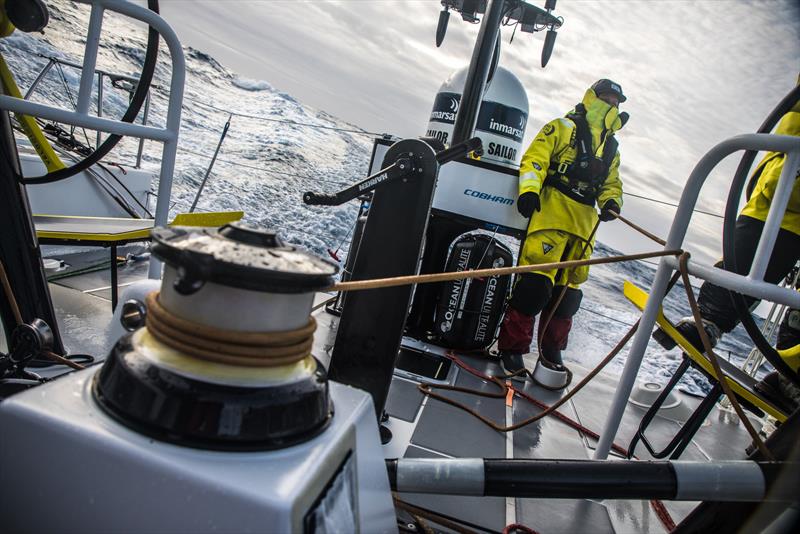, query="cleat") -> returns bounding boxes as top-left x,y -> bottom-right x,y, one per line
532,357 -> 570,390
